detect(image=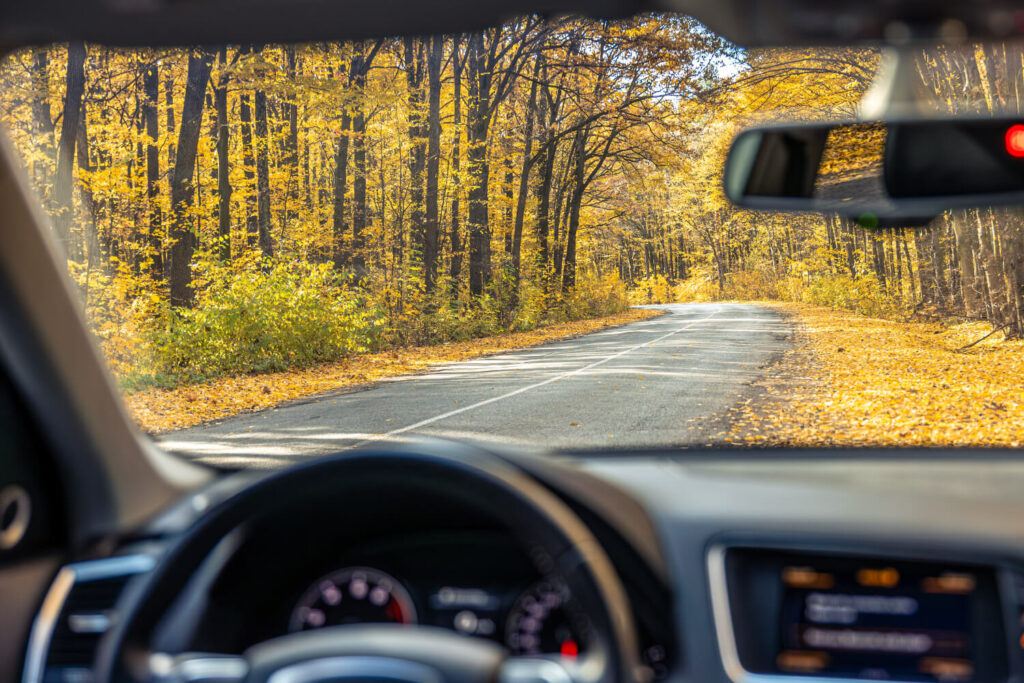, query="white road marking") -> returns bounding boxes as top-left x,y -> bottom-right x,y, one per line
351,308 -> 720,447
